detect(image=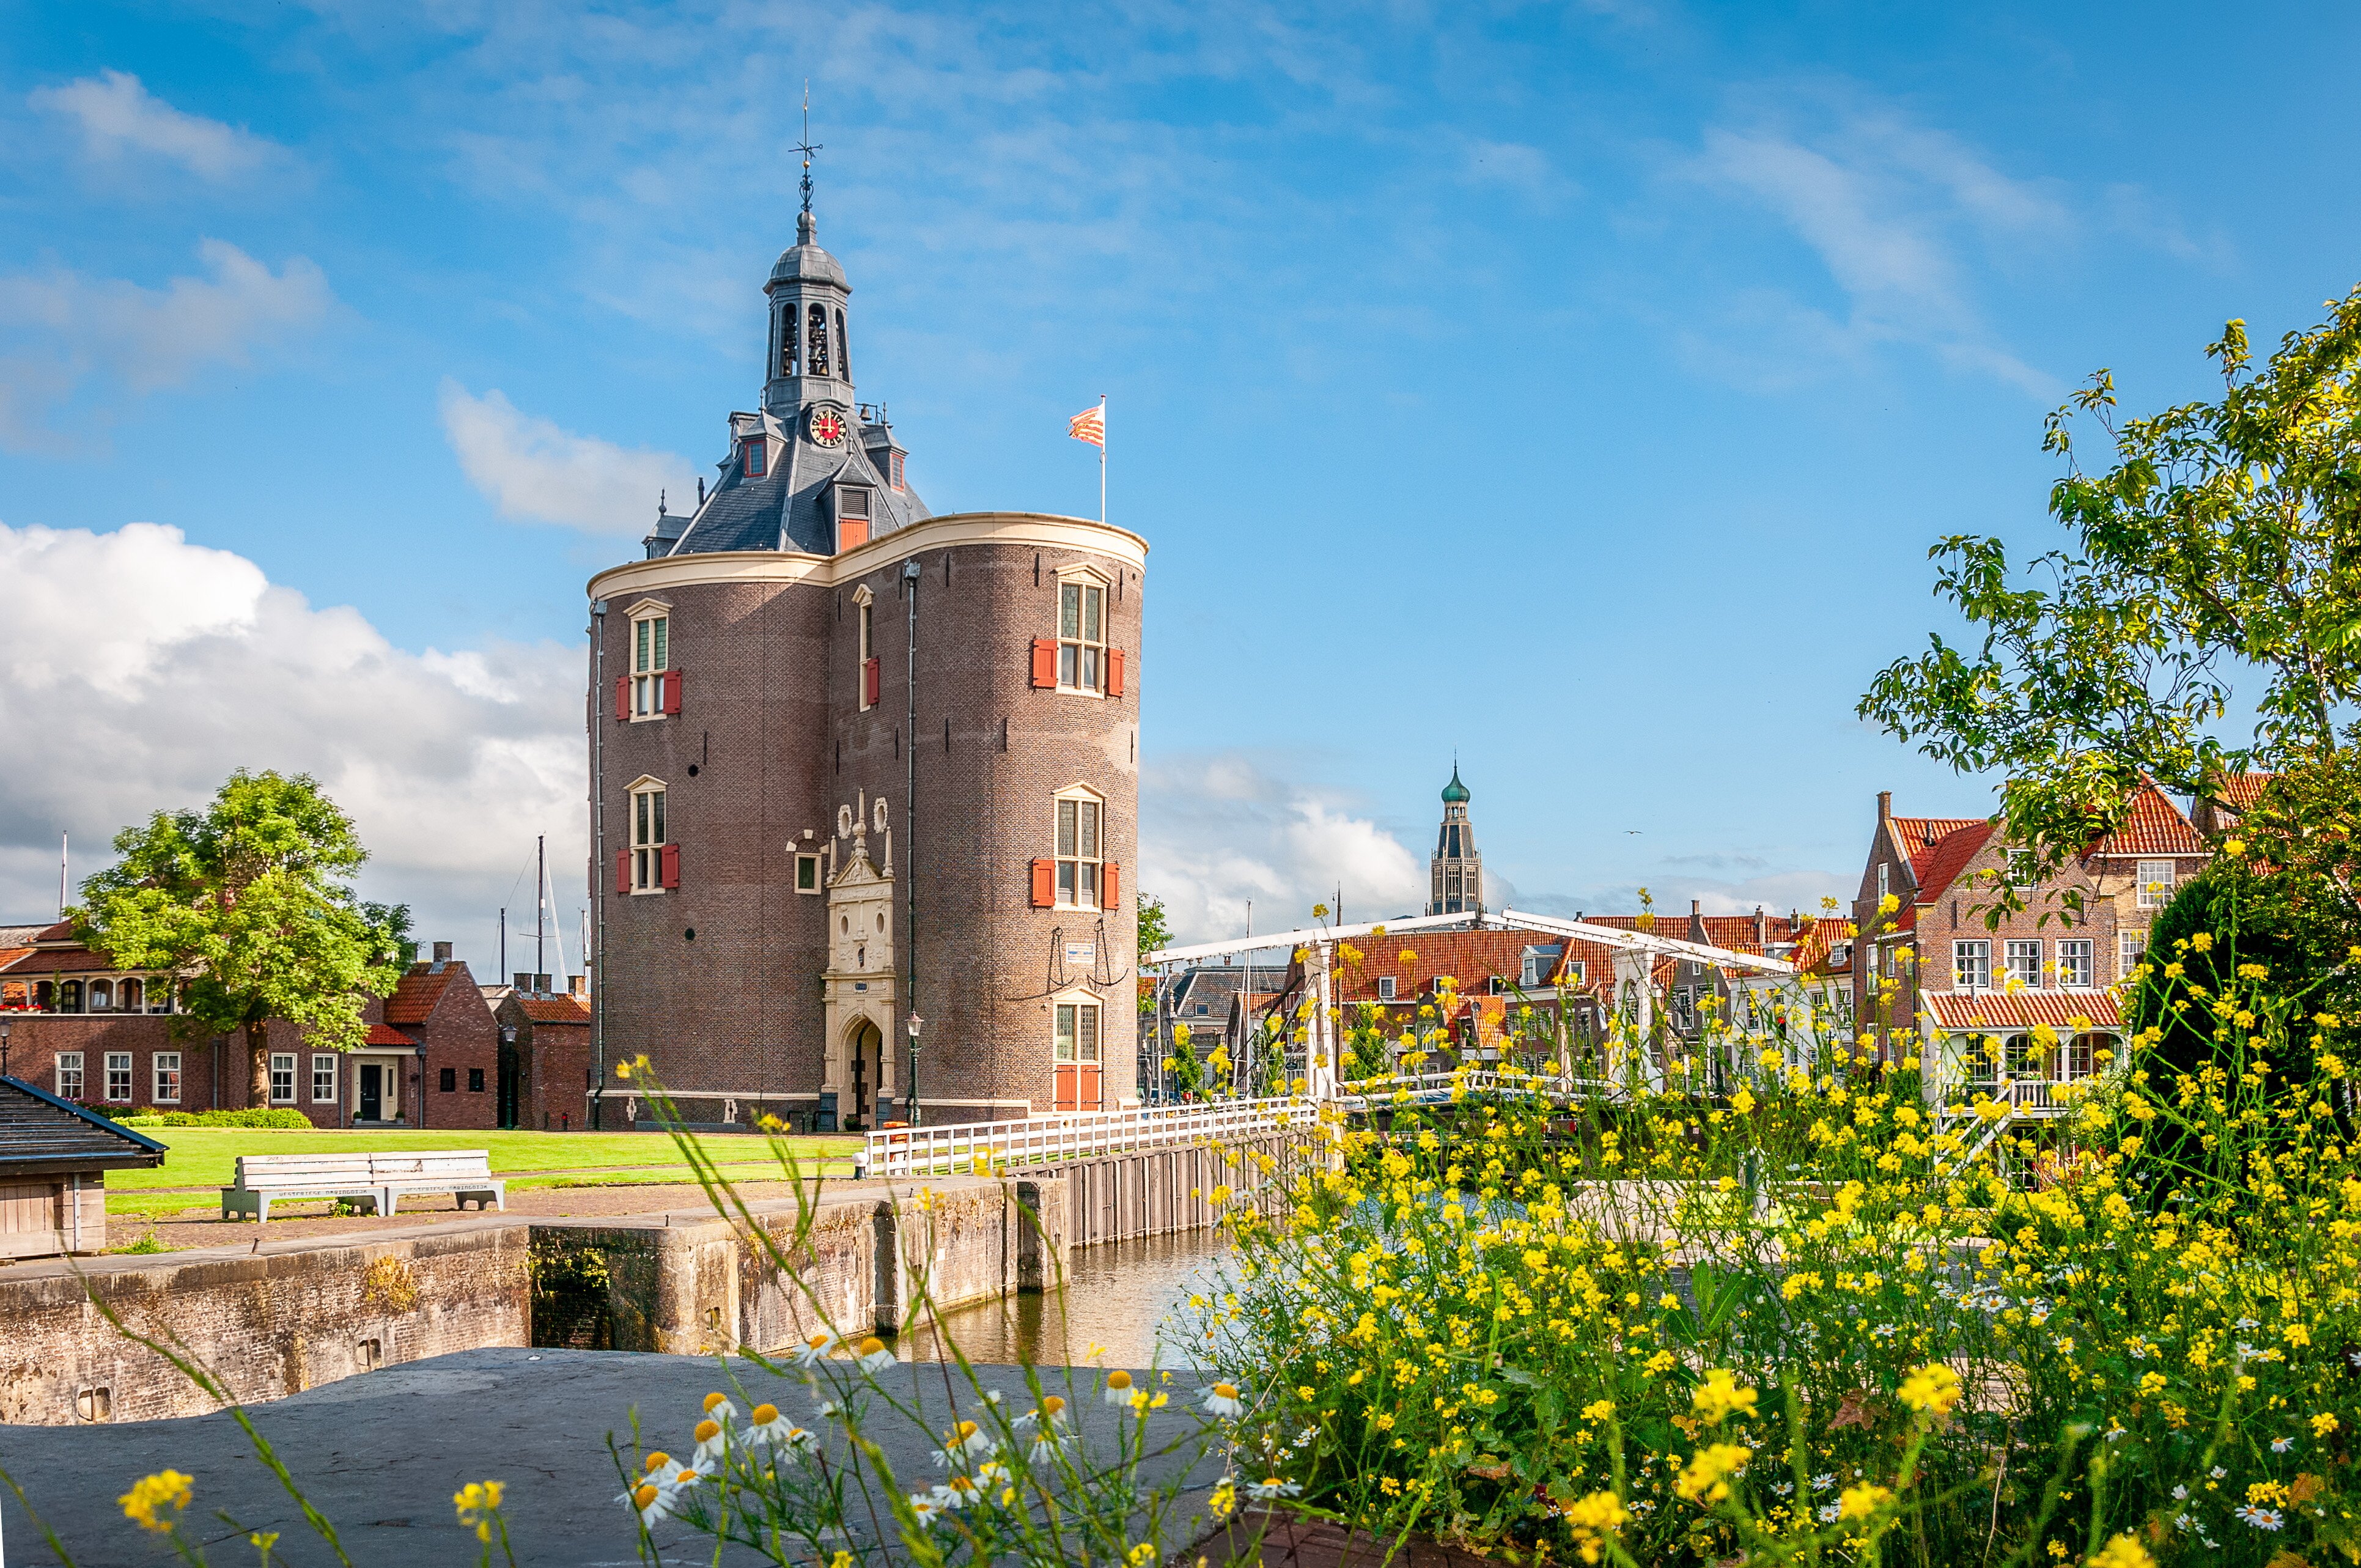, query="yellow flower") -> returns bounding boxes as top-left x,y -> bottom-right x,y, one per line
1838,1482 -> 1893,1520
1562,1490 -> 1628,1564
1580,1398 -> 1615,1423
454,1479 -> 505,1544
1690,1367 -> 1759,1426
120,1470 -> 193,1533
2087,1536 -> 2154,1568
1674,1443 -> 1751,1503
2223,837 -> 2245,857
1730,1086 -> 1756,1115
2313,1412 -> 2341,1437
1898,1360 -> 1962,1416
